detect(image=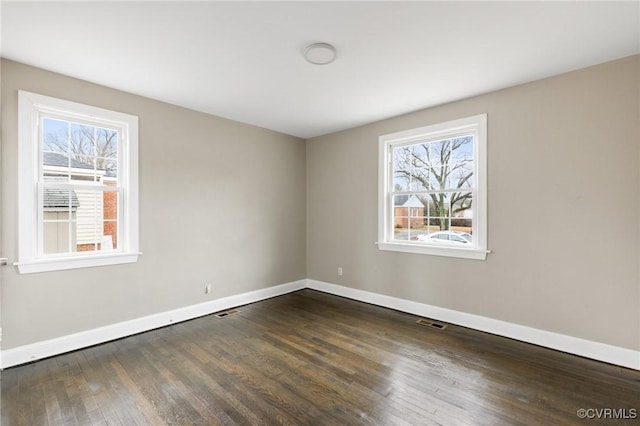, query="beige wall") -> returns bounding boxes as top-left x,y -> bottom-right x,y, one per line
2,55 -> 639,354
307,55 -> 640,351
1,59 -> 307,349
